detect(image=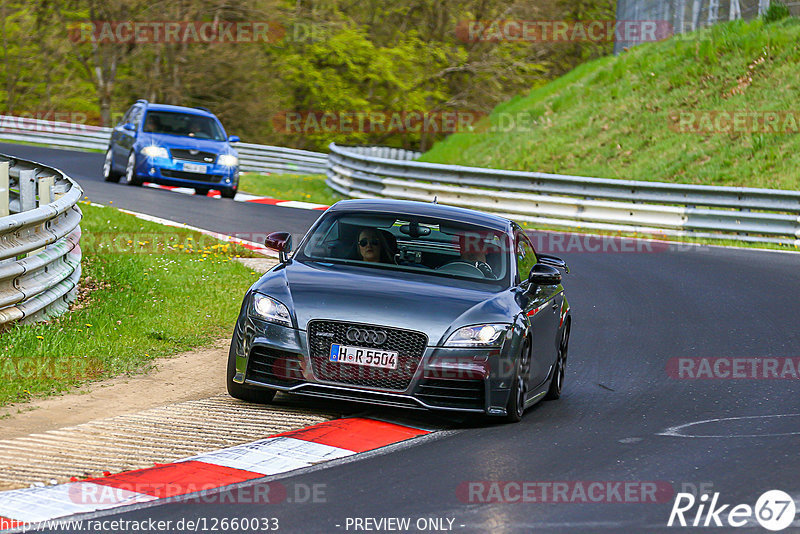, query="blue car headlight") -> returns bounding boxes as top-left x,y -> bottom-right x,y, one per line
141,145 -> 169,158
251,293 -> 291,326
445,324 -> 509,347
218,154 -> 238,166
